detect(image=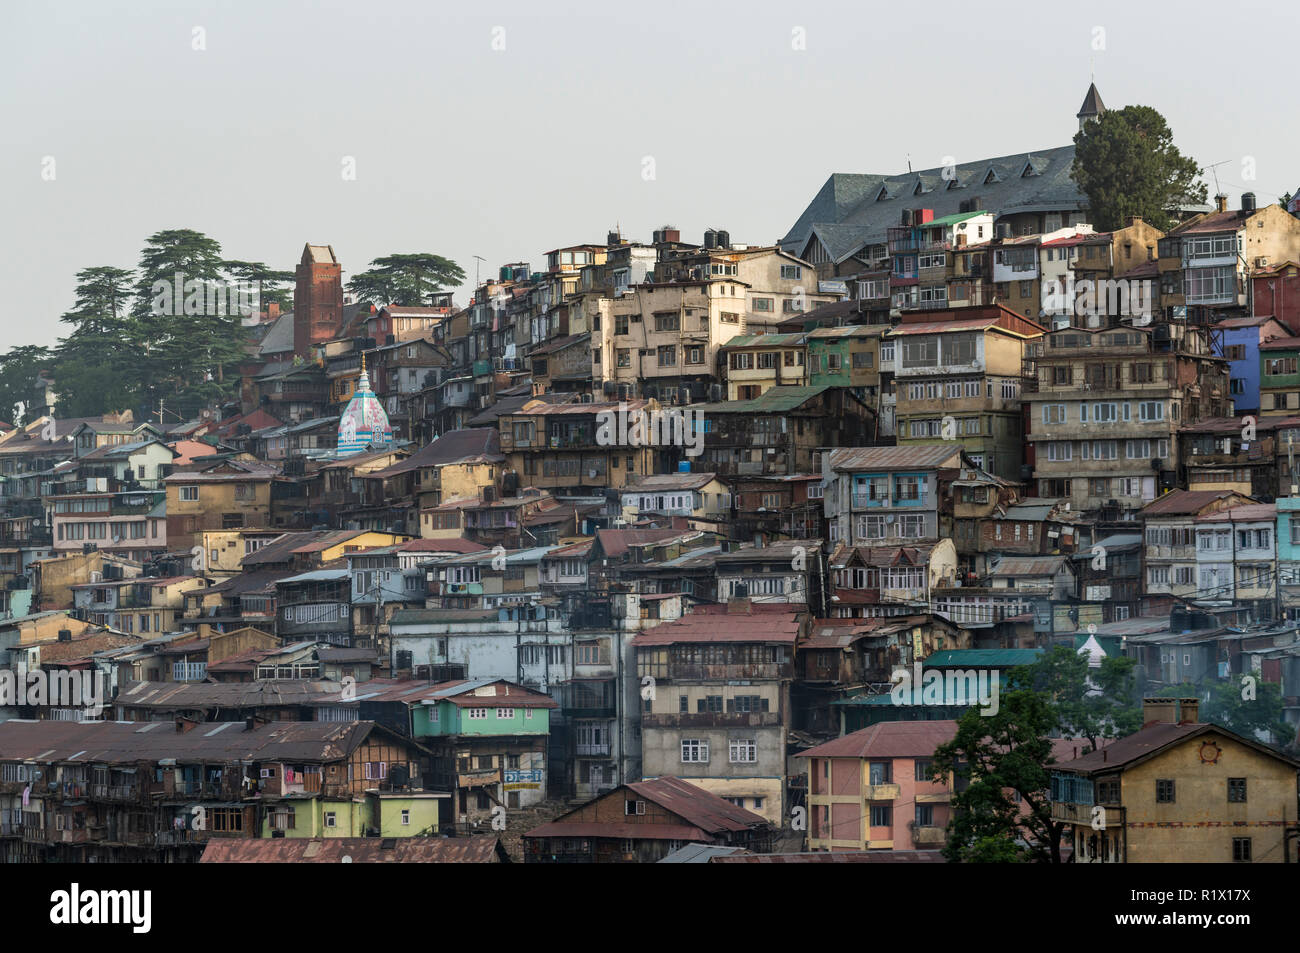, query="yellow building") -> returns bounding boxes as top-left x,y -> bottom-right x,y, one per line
1051,698 -> 1300,863
165,460 -> 278,551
